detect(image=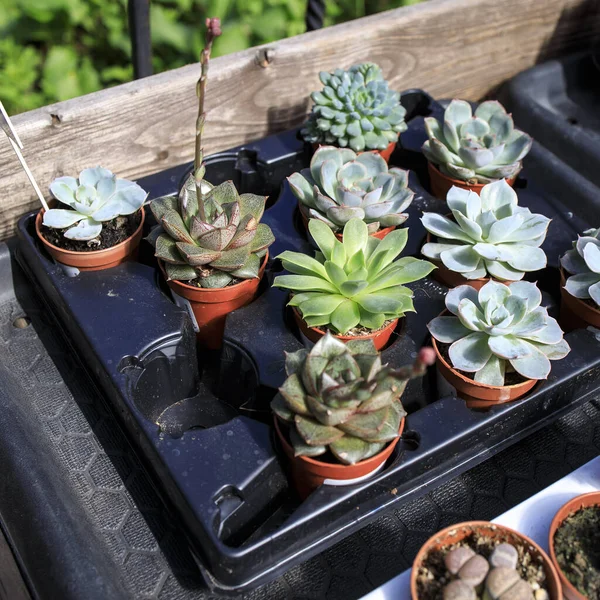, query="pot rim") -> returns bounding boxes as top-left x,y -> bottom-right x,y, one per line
548,491 -> 600,600
36,206 -> 146,256
427,161 -> 518,188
